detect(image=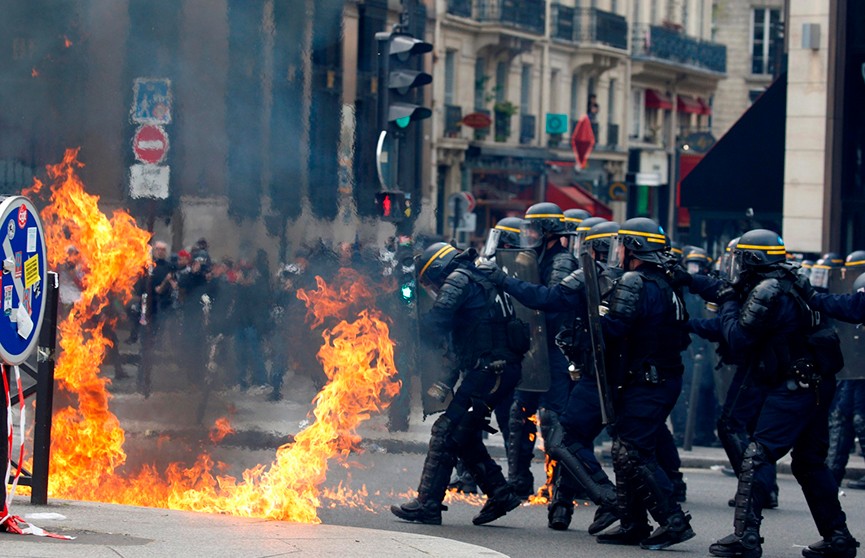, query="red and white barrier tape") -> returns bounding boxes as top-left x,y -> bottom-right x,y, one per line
1,364 -> 73,539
